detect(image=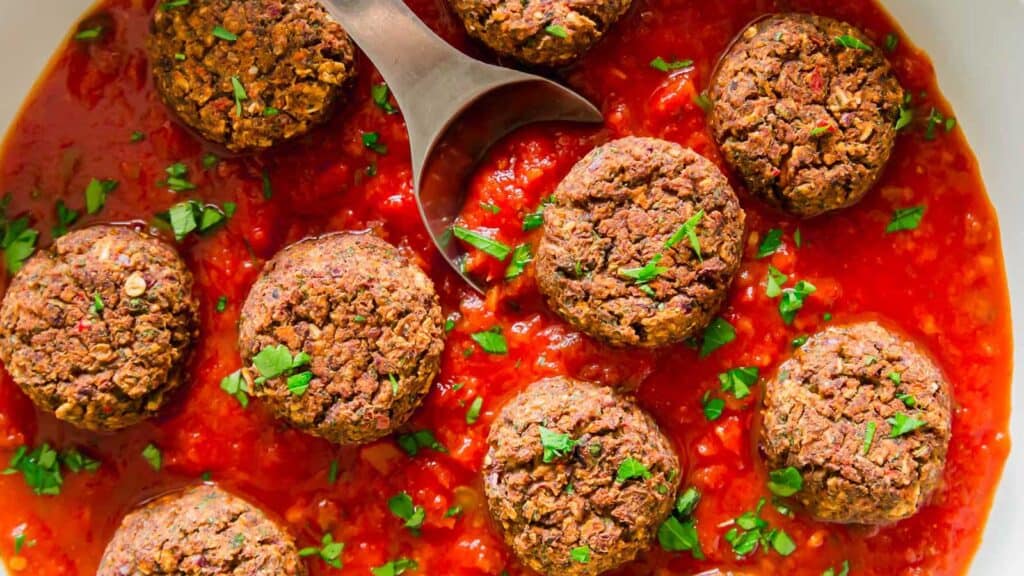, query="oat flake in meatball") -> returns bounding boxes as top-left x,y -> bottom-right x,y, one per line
484,378 -> 679,576
709,13 -> 905,218
449,0 -> 633,67
148,0 -> 357,152
238,234 -> 445,445
536,136 -> 745,348
98,484 -> 306,576
0,225 -> 198,432
760,322 -> 952,524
